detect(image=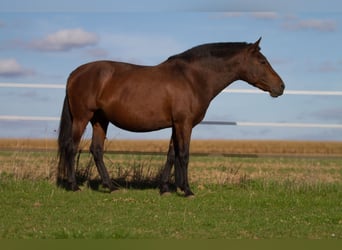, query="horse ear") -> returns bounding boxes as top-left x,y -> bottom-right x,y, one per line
255,37 -> 262,47
249,37 -> 261,52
